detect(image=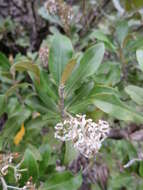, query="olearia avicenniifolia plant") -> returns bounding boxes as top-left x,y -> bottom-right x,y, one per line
1,31 -> 143,189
